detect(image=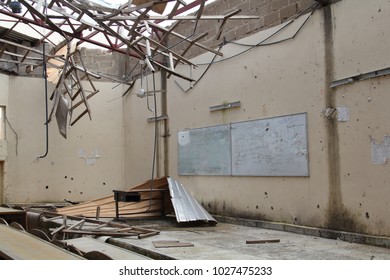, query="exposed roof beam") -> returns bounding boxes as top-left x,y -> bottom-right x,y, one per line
100,15 -> 259,21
